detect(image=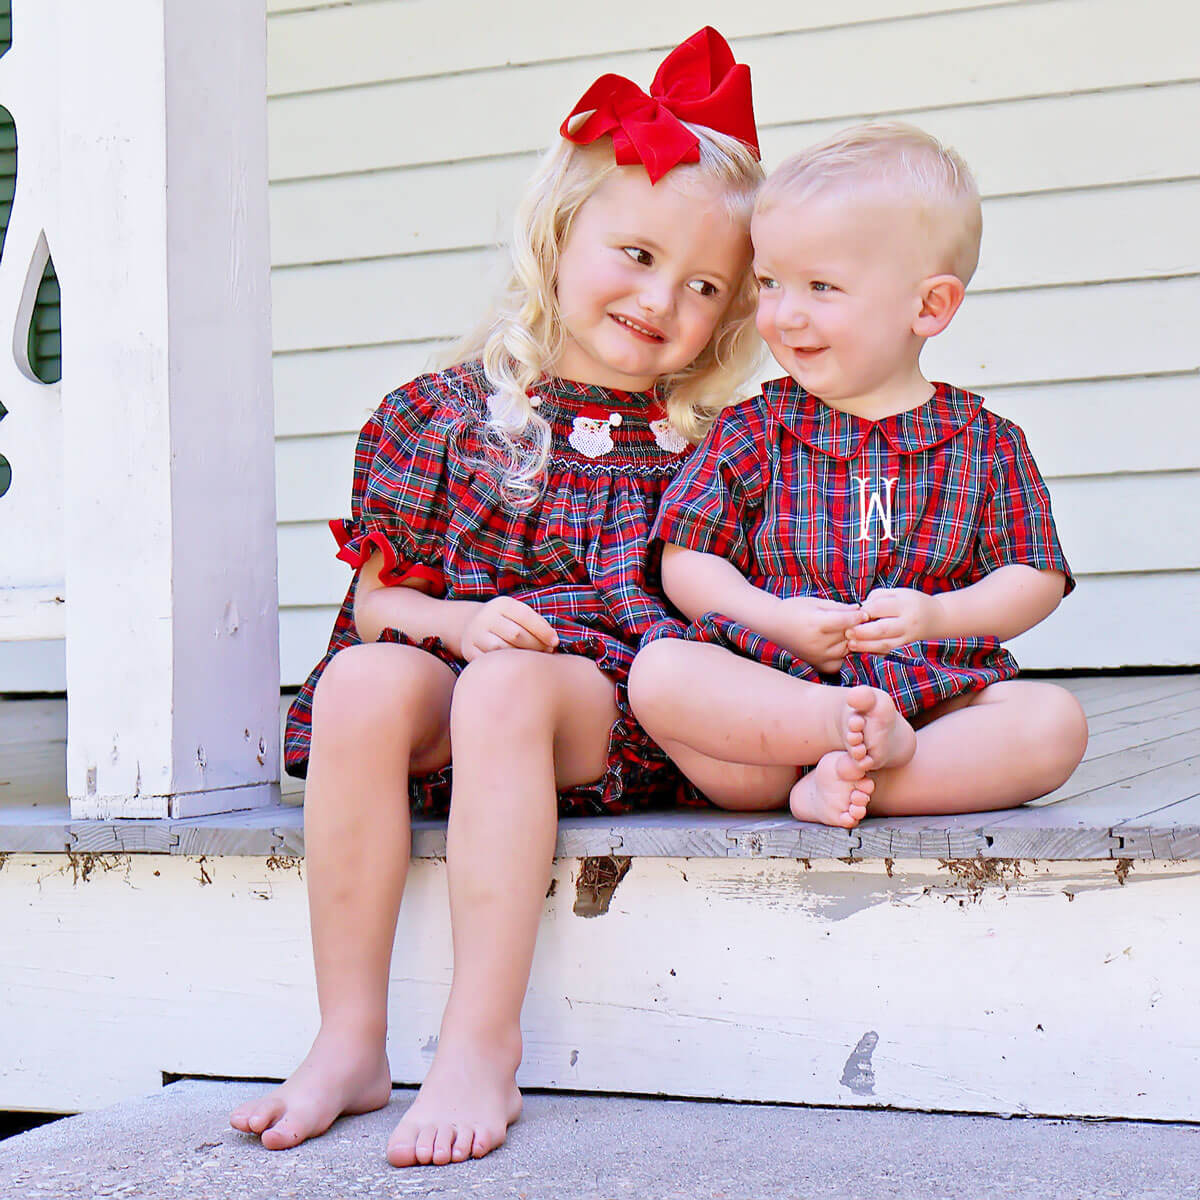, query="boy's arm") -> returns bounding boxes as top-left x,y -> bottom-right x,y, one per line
661,544 -> 863,673
660,543 -> 778,629
353,551 -> 557,658
849,564 -> 1066,653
